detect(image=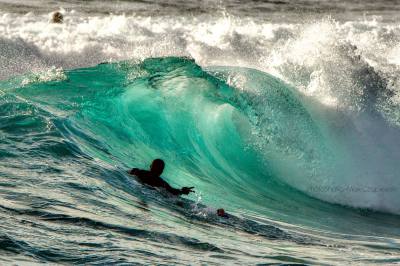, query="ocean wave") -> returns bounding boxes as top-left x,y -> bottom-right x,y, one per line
2,57 -> 400,217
